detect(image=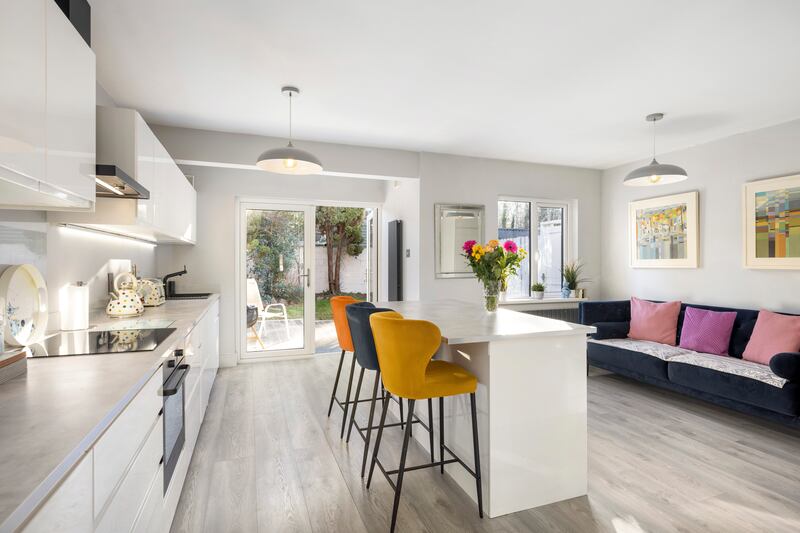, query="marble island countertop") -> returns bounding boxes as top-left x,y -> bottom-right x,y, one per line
377,299 -> 595,344
0,295 -> 220,530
